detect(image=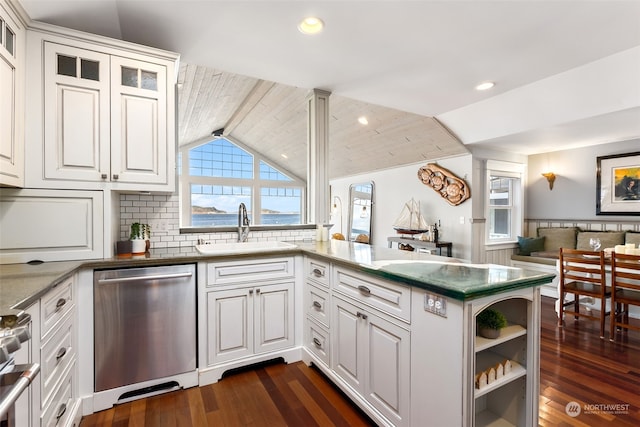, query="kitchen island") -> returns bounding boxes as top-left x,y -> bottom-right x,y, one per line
0,240 -> 553,427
